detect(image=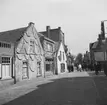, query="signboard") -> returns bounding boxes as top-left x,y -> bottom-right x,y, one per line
94,52 -> 105,61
